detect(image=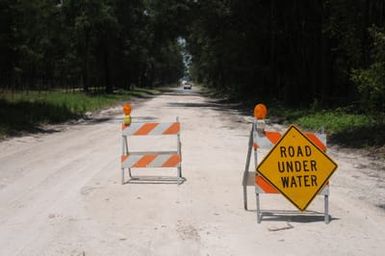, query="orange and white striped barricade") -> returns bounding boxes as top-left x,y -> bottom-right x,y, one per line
121,117 -> 183,184
242,119 -> 330,223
